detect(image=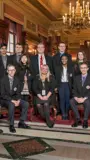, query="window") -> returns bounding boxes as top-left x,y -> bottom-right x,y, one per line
7,21 -> 16,54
